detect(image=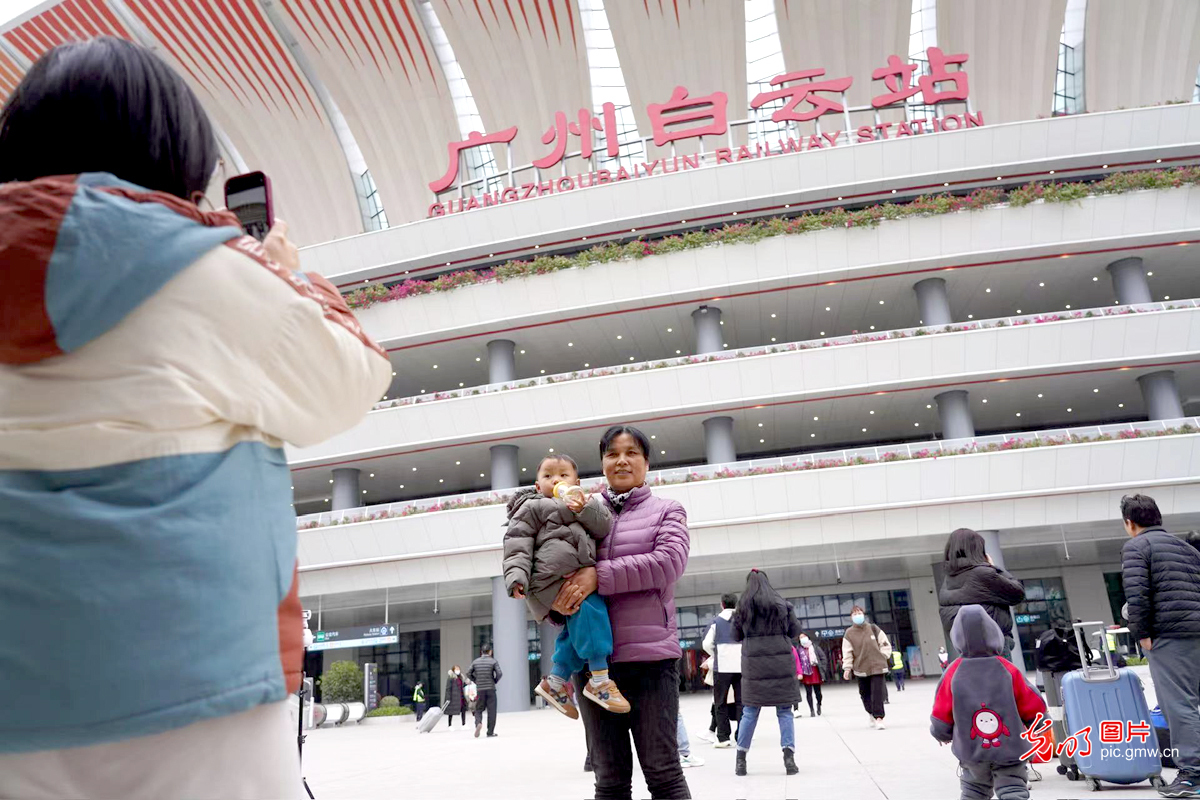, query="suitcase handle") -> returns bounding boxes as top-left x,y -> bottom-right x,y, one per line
1073,621 -> 1118,682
